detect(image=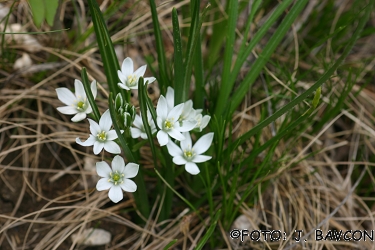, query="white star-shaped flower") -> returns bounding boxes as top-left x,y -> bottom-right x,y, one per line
56,79 -> 97,122
117,57 -> 156,90
130,111 -> 157,139
76,110 -> 122,155
166,132 -> 214,175
156,95 -> 196,146
96,155 -> 138,203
